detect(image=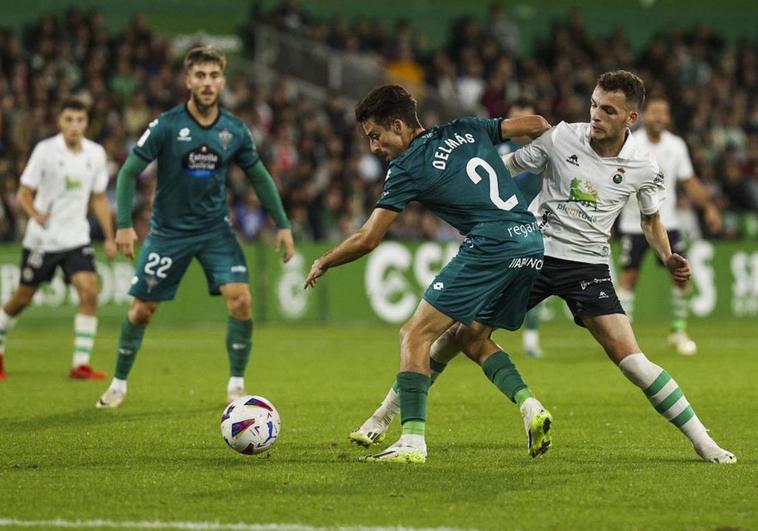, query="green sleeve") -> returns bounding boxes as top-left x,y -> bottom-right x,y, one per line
116,154 -> 149,229
244,161 -> 291,229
